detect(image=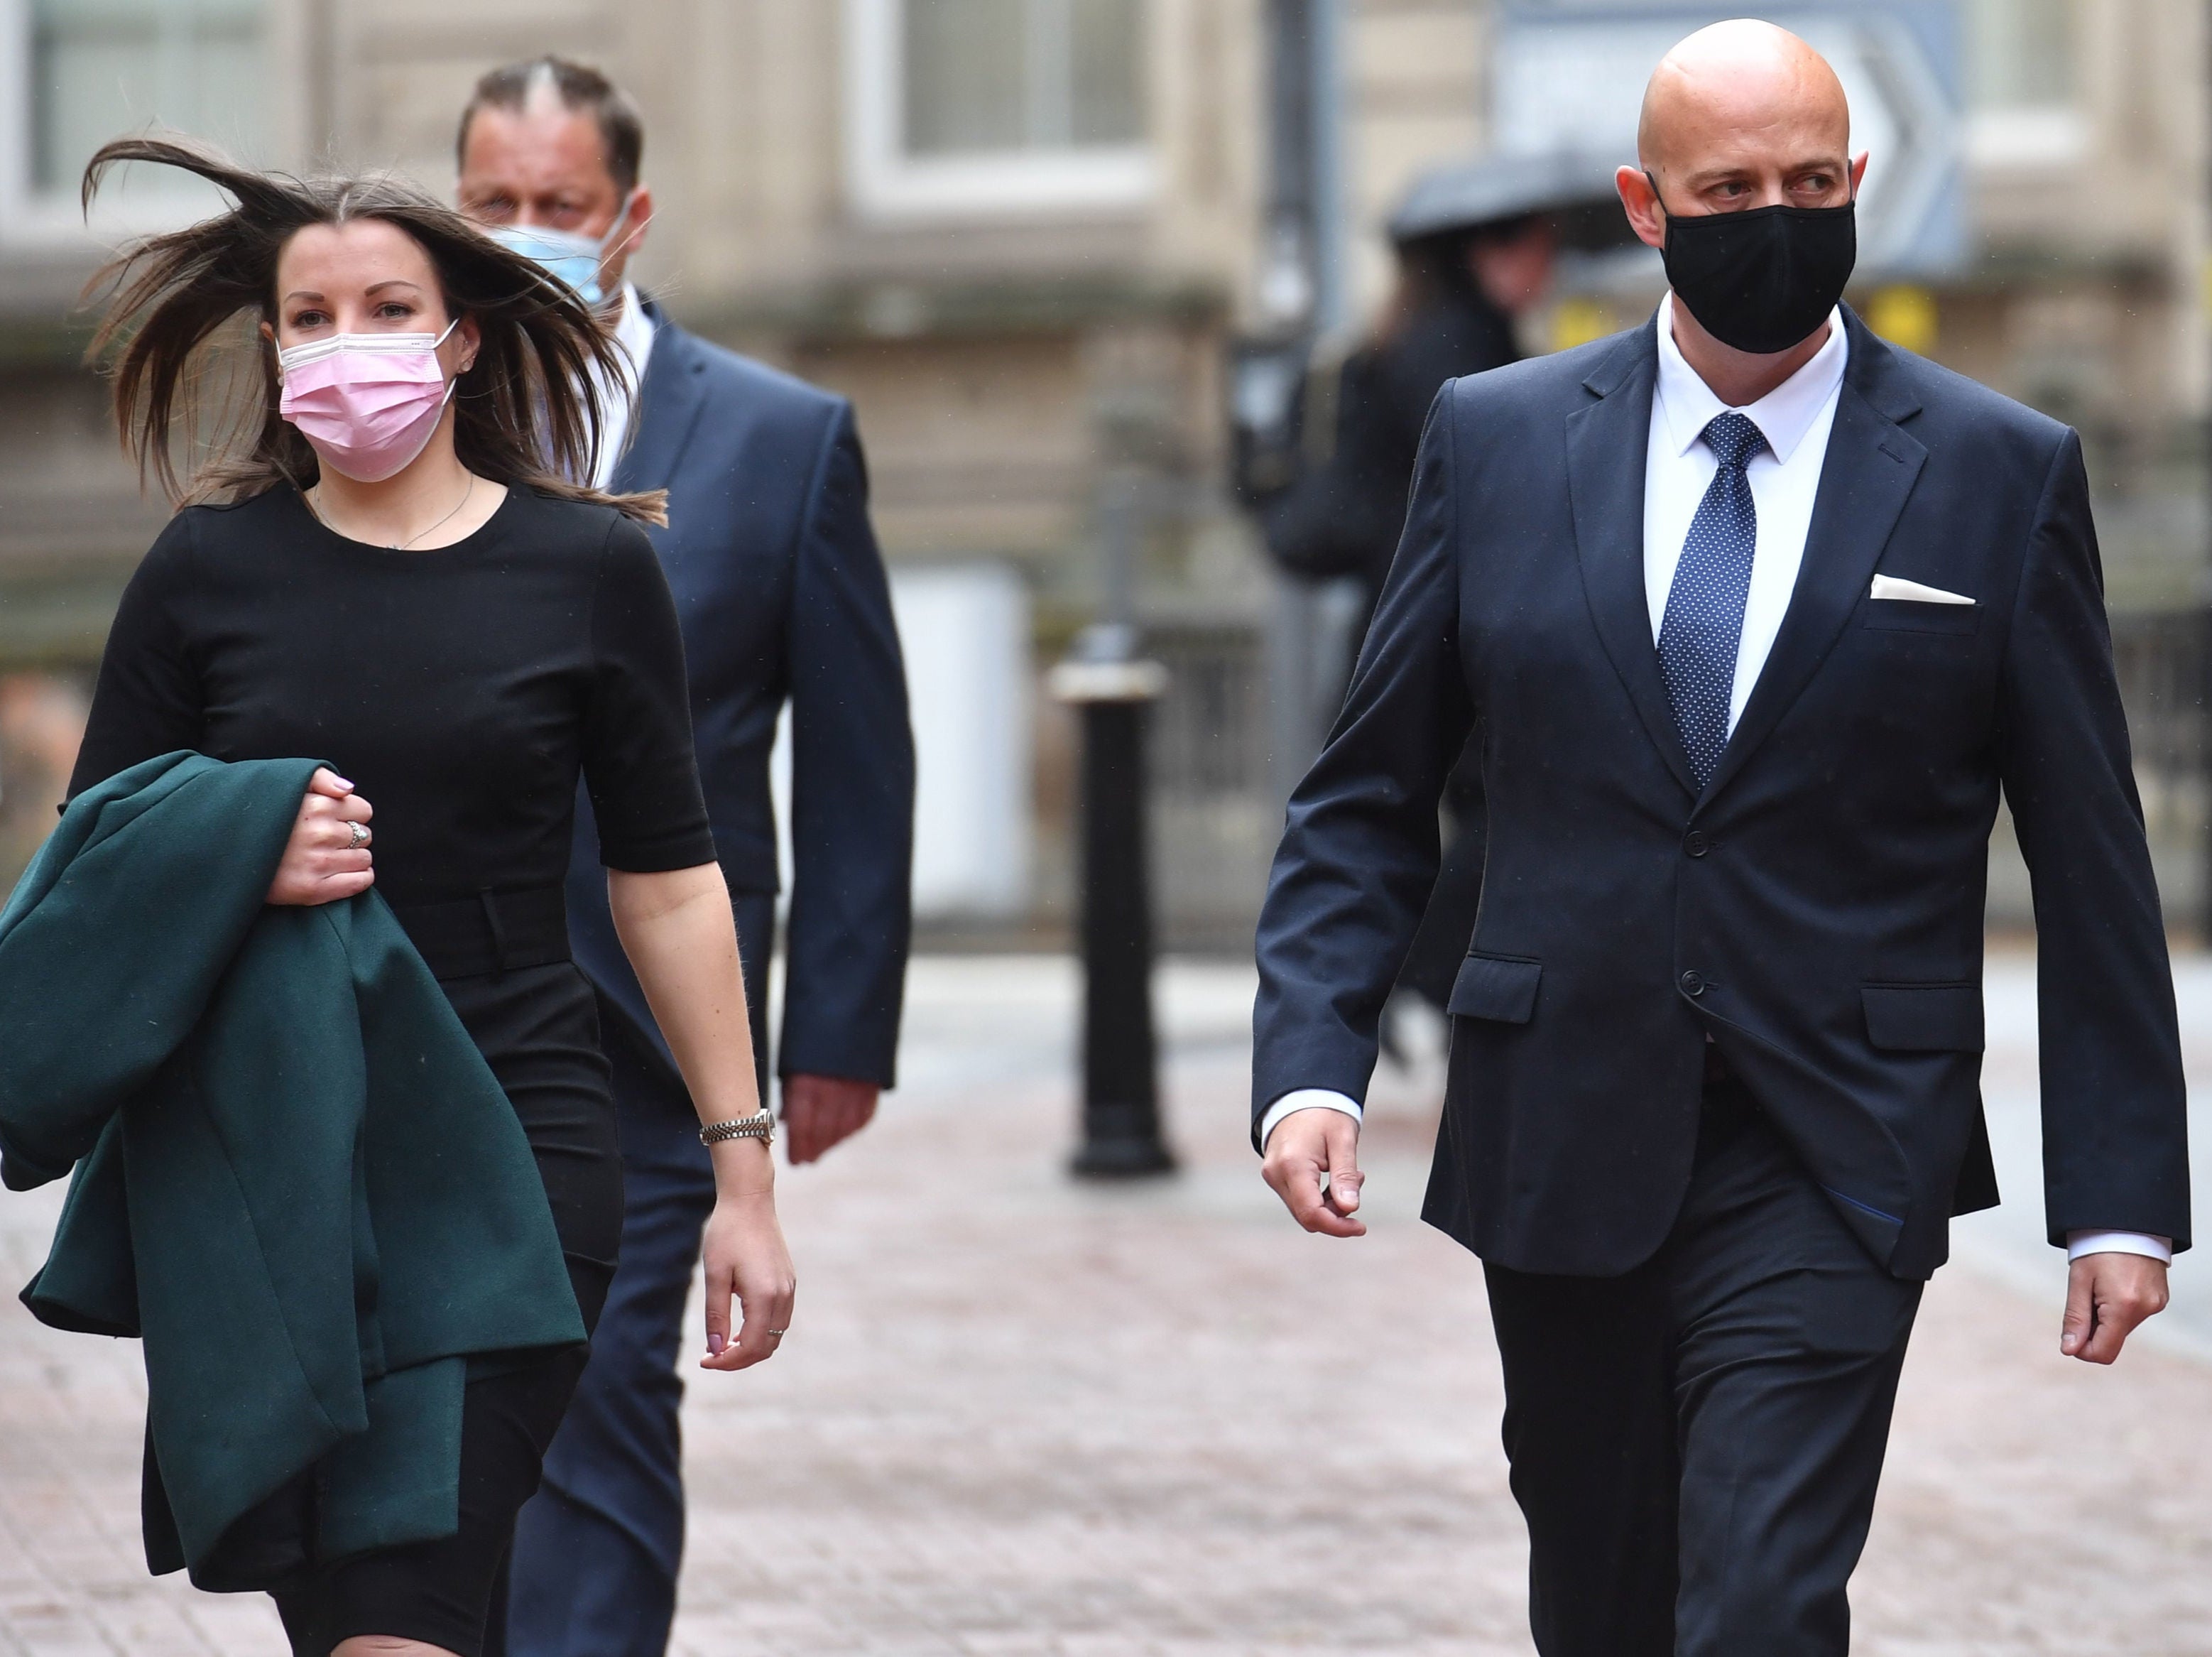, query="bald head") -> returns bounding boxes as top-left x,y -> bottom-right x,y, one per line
1616,16 -> 1863,276
1634,21 -> 1853,207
